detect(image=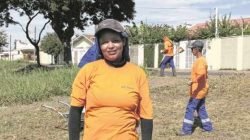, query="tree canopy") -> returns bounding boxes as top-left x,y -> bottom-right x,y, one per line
126,14 -> 250,44
40,32 -> 63,64
126,22 -> 189,44
0,0 -> 136,65
0,30 -> 8,50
